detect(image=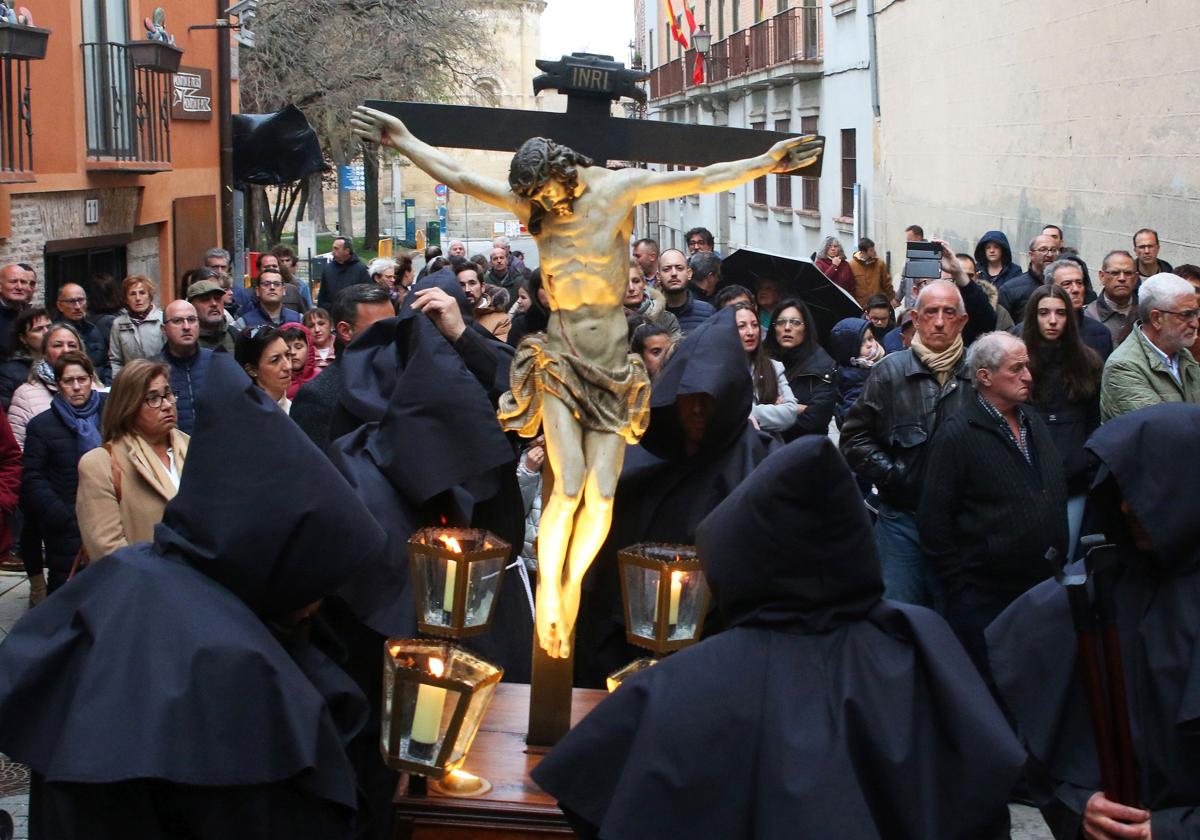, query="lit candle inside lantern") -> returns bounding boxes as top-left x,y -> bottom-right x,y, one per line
439,535 -> 463,614
668,570 -> 683,625
411,657 -> 447,750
